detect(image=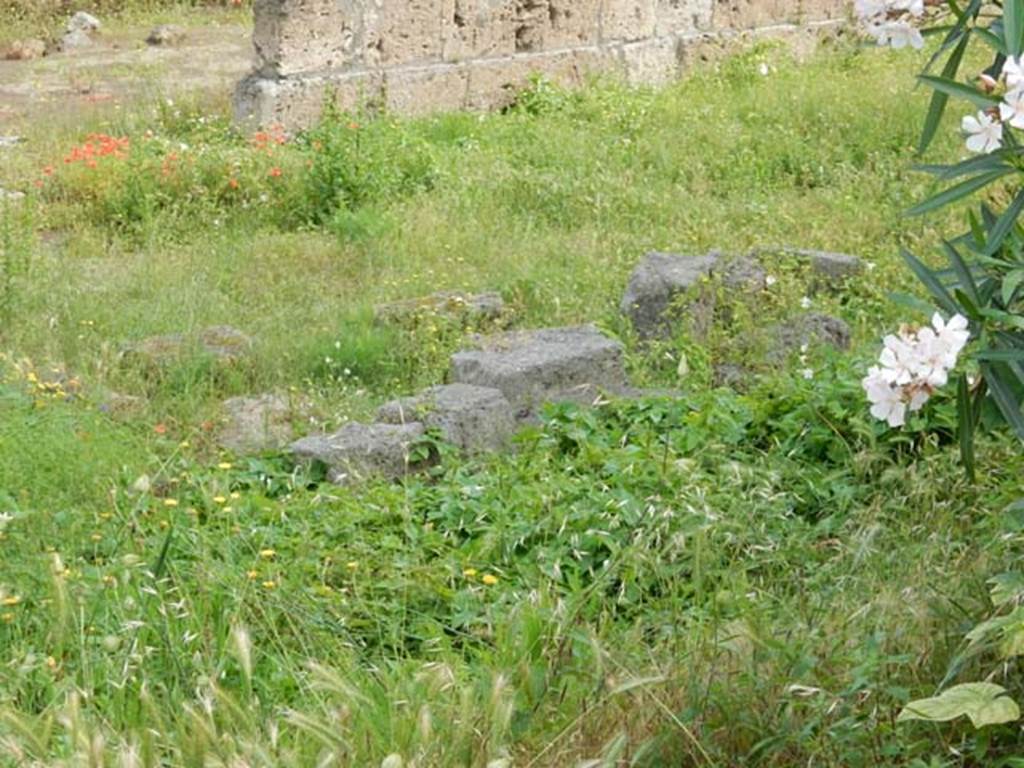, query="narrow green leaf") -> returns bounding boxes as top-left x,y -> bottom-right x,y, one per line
920,34 -> 972,154
915,150 -> 1014,180
944,240 -> 981,304
982,362 -> 1024,440
1007,0 -> 1024,57
906,169 -> 1014,217
918,74 -> 1001,109
976,26 -> 1008,54
902,249 -> 961,315
985,188 -> 1024,255
958,374 -> 976,482
976,348 -> 1024,361
1003,269 -> 1024,305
